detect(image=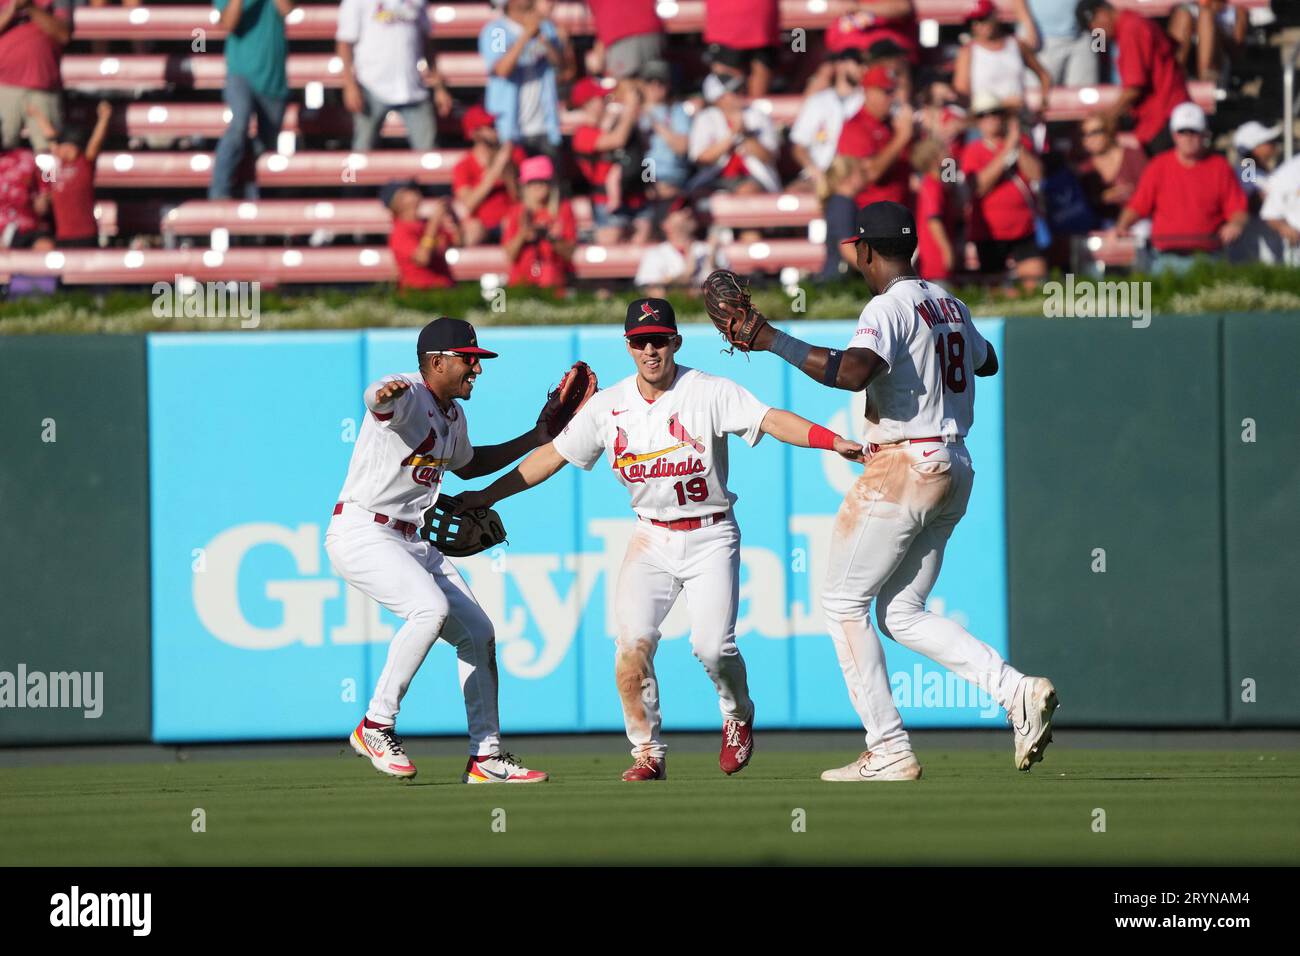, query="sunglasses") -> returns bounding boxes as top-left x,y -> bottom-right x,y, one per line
1174,128 -> 1202,136
428,350 -> 481,365
628,334 -> 673,350
1082,128 -> 1106,137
